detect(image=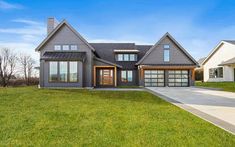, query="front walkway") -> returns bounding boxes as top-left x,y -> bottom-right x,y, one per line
146,87 -> 235,134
